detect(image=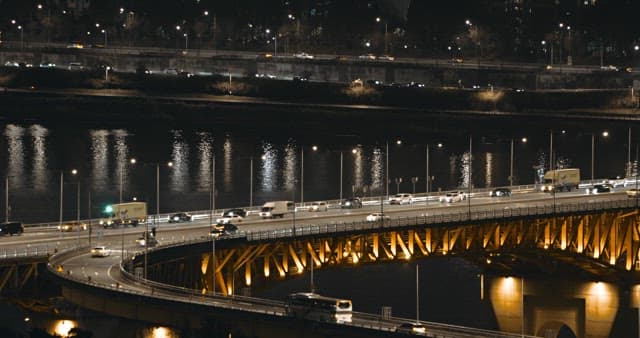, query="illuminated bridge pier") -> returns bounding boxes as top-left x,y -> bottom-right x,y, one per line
138,199 -> 640,338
